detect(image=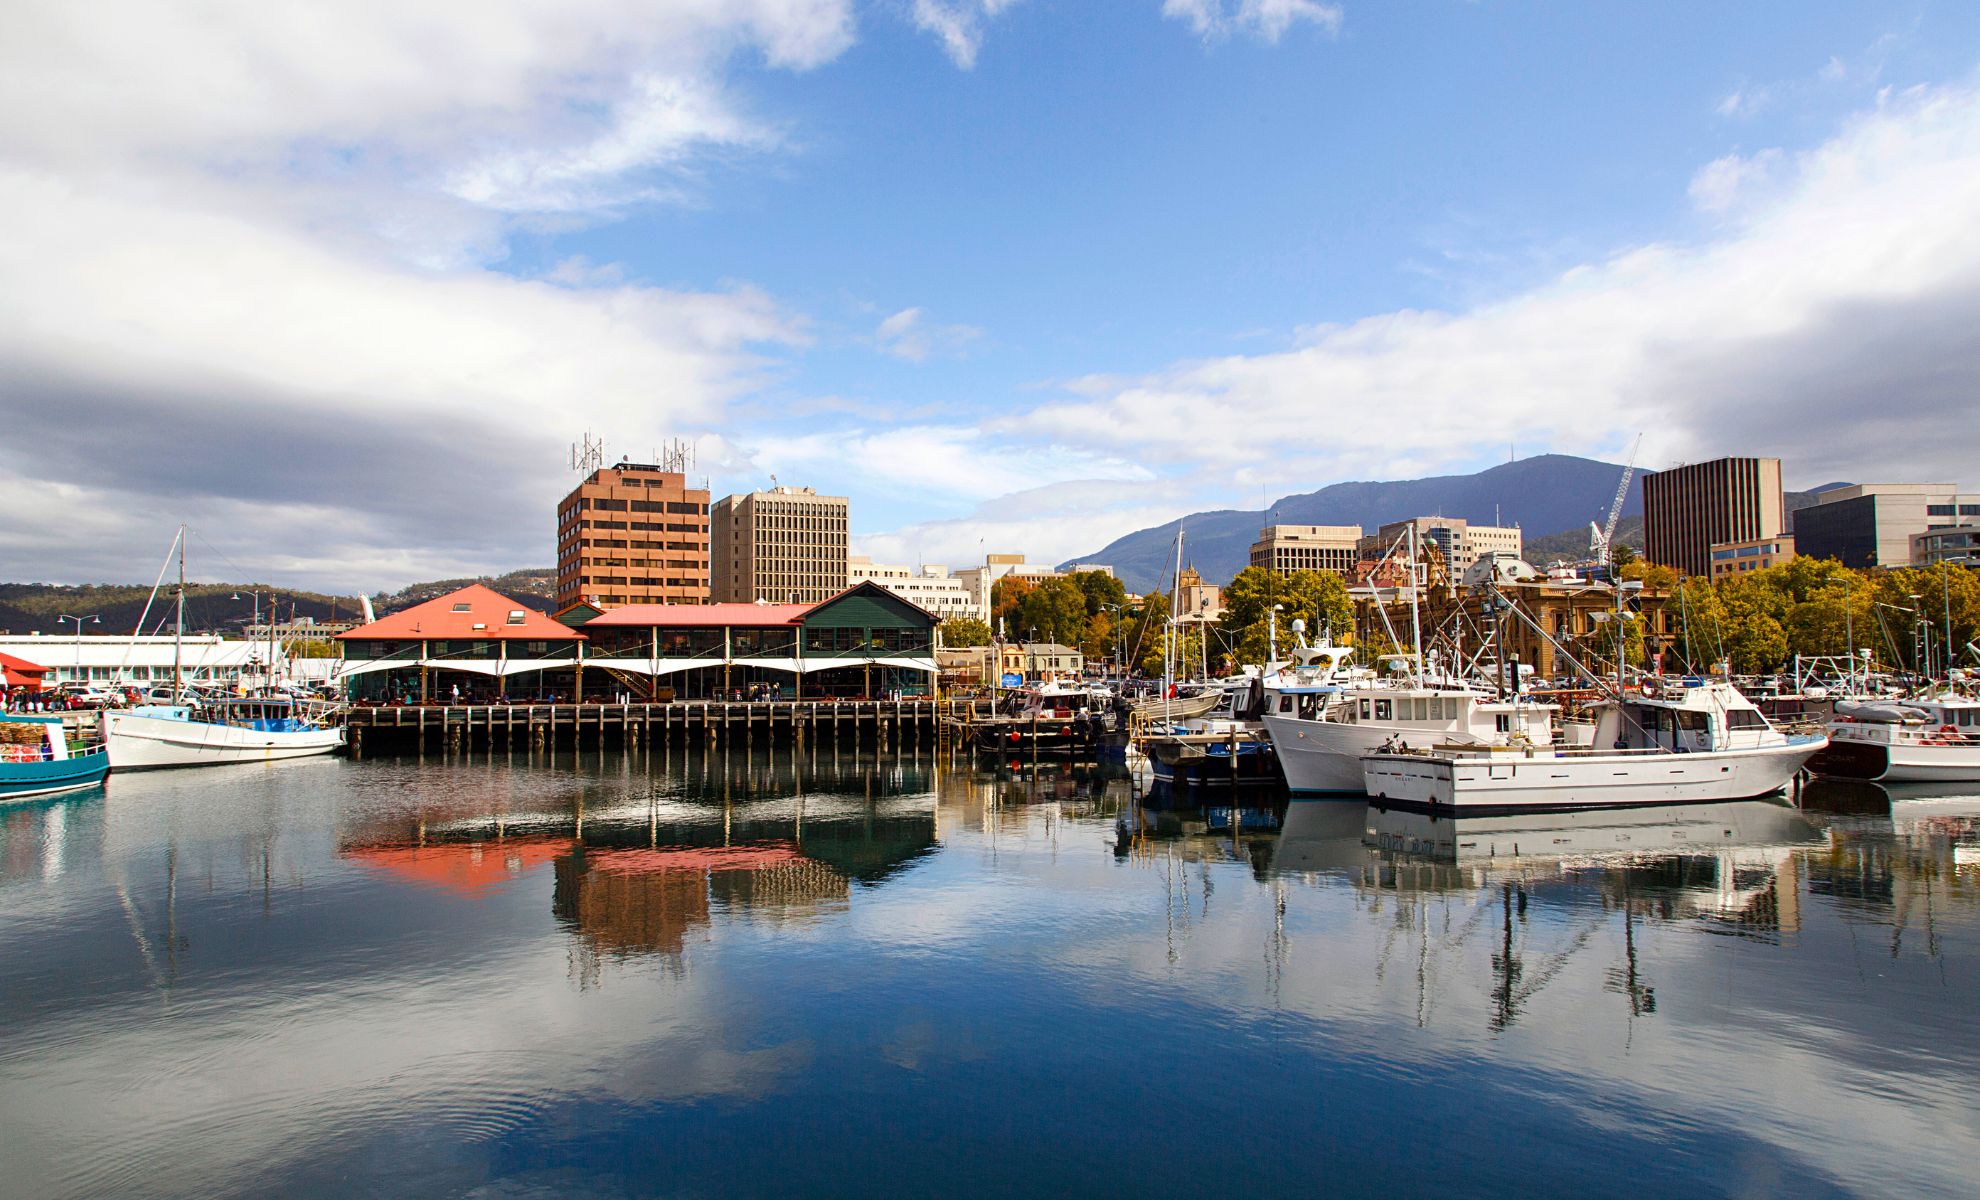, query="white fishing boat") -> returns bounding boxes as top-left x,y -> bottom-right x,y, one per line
99,528 -> 344,770
103,697 -> 344,770
1268,683 -> 1558,793
1360,680 -> 1827,812
1808,693 -> 1980,783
